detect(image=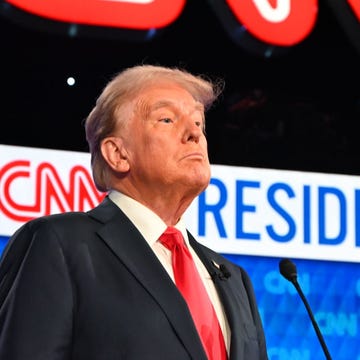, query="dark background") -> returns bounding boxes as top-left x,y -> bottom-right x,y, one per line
1,0 -> 360,175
